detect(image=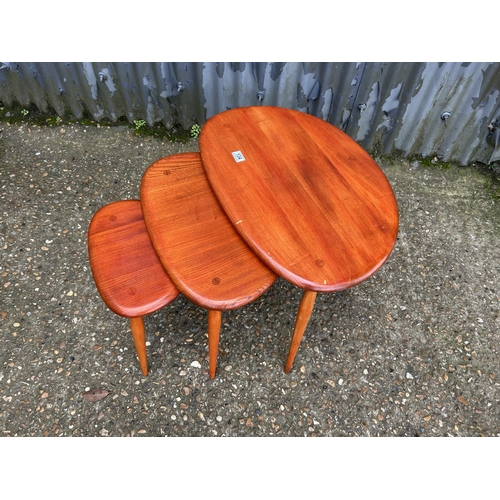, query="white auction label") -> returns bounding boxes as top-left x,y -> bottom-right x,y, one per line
231,151 -> 245,162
